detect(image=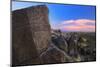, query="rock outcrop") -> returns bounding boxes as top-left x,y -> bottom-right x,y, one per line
12,5 -> 51,66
